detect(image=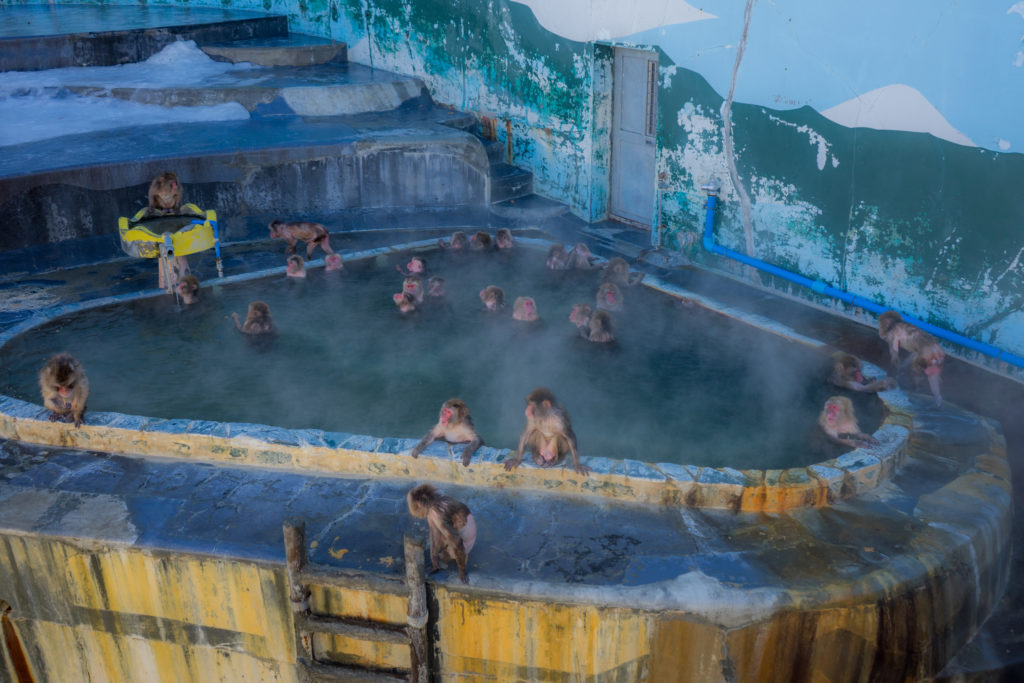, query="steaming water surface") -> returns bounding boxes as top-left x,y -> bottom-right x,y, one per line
0,248 -> 883,468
